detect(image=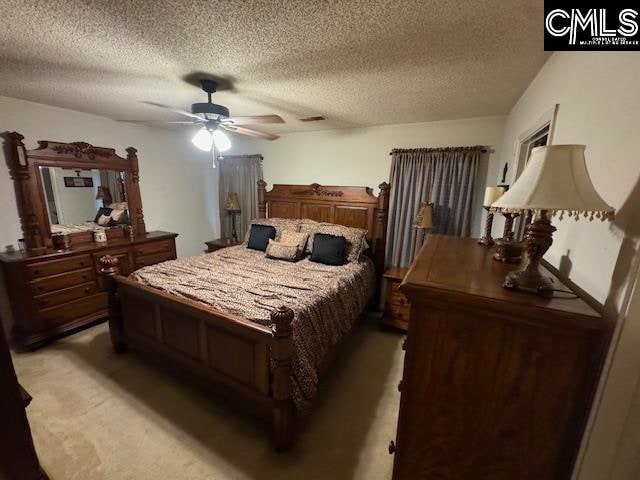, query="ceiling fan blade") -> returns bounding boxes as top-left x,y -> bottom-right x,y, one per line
116,120 -> 201,124
221,124 -> 279,141
141,101 -> 204,121
221,115 -> 284,125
